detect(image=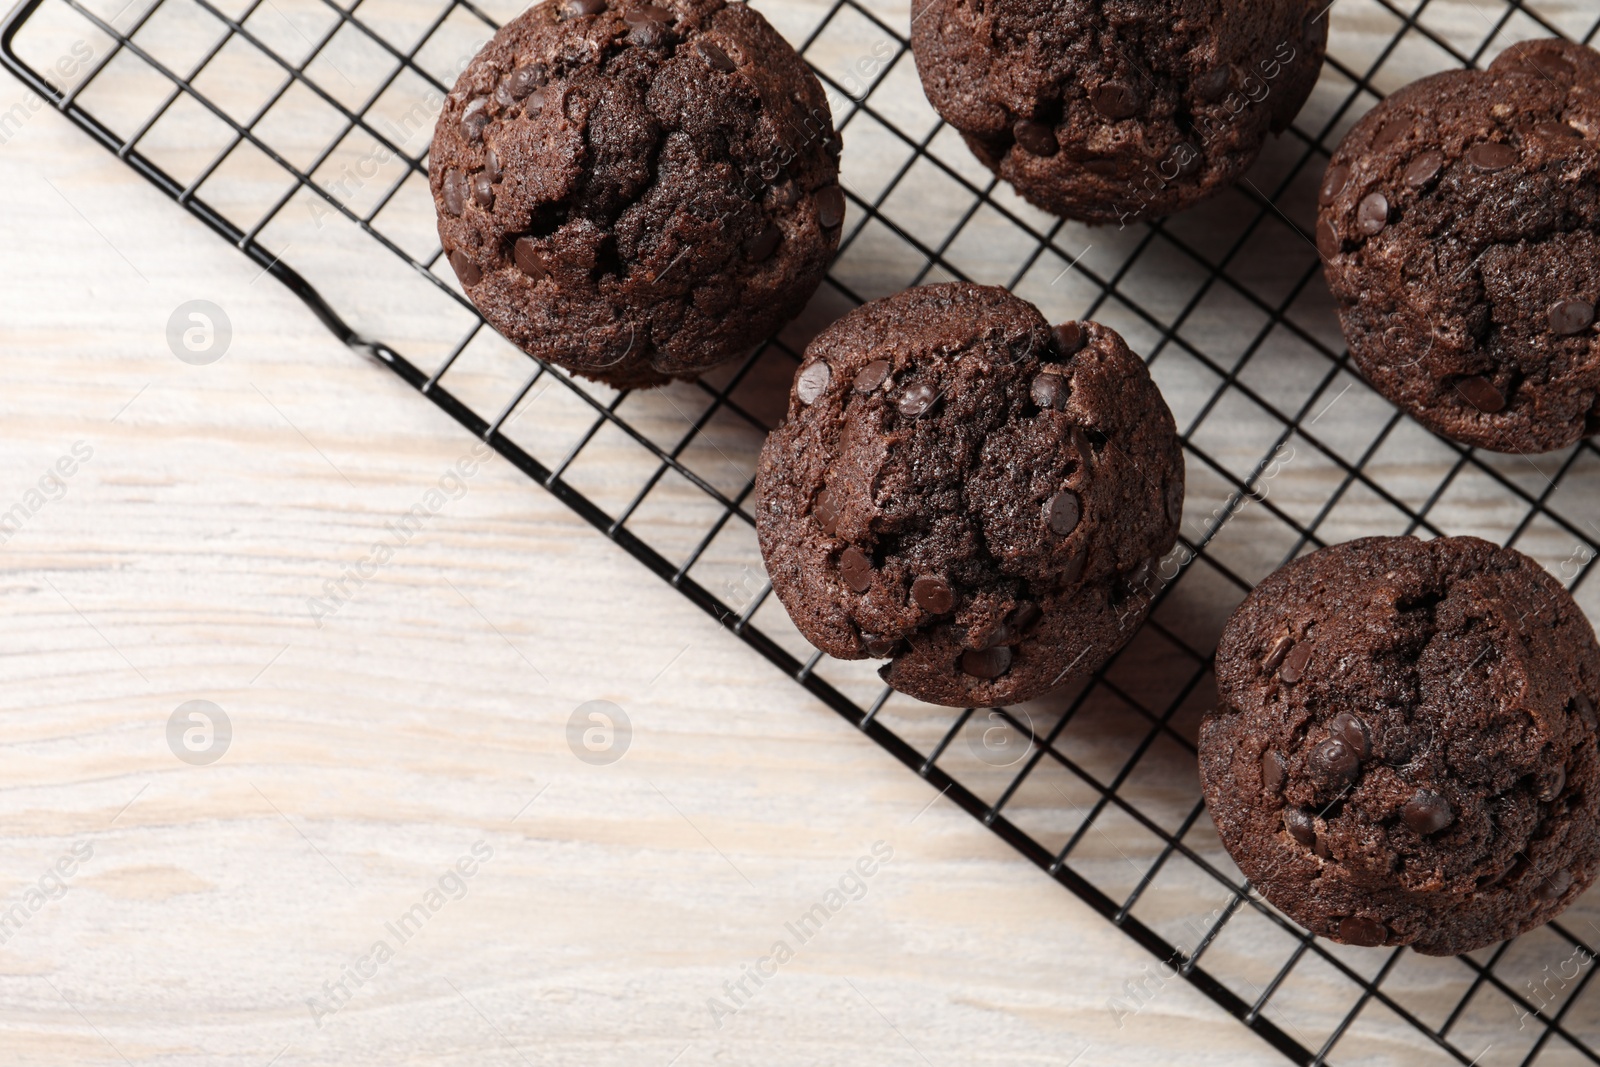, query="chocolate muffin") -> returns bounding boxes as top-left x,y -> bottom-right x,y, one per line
755,283 -> 1184,708
1200,536 -> 1600,956
431,0 -> 844,389
1318,39 -> 1600,454
910,0 -> 1327,224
